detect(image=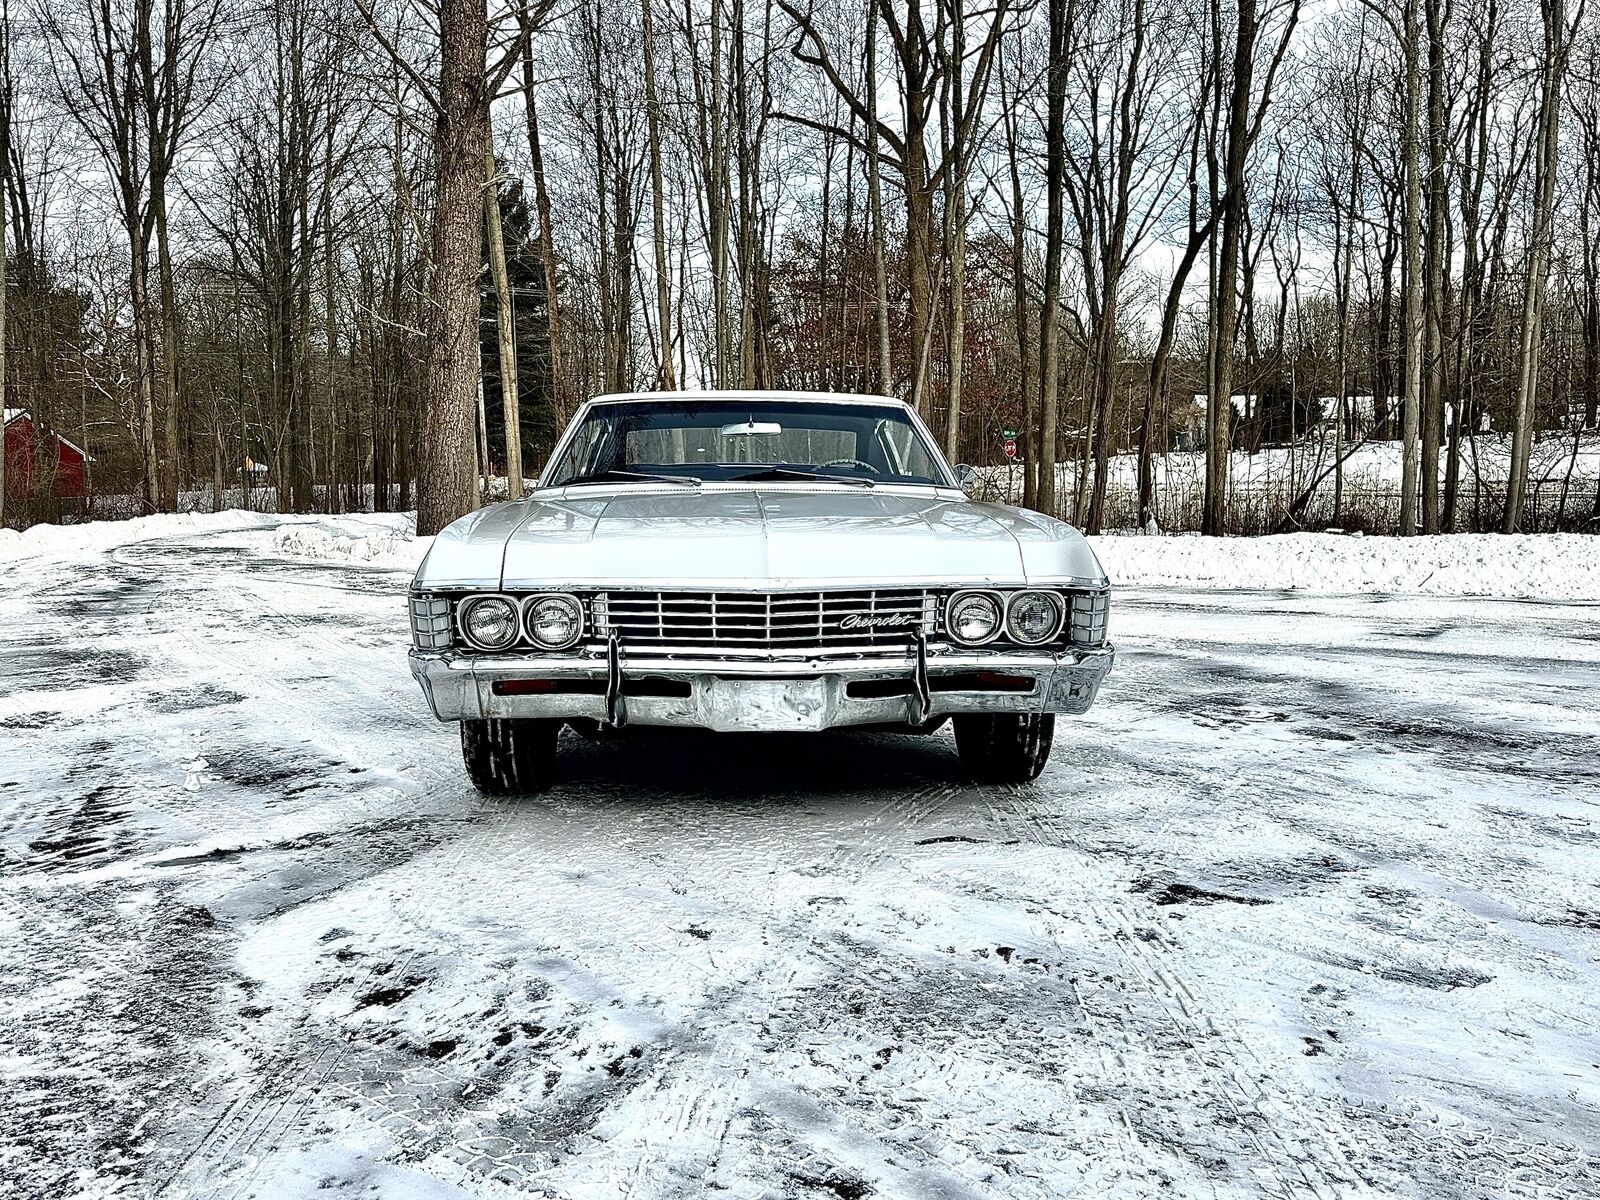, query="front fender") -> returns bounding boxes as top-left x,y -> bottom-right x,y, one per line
969,502 -> 1109,585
